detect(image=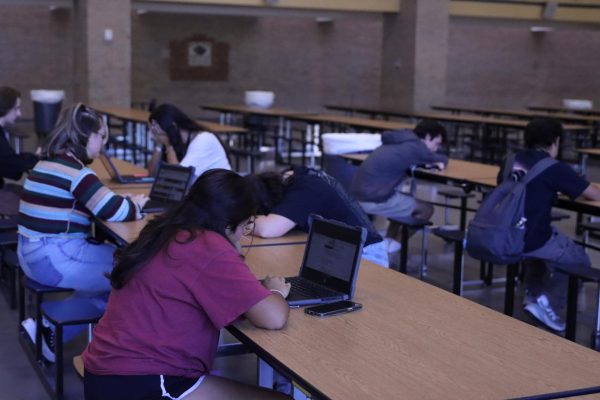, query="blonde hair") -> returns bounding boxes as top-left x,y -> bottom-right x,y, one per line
41,103 -> 105,165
